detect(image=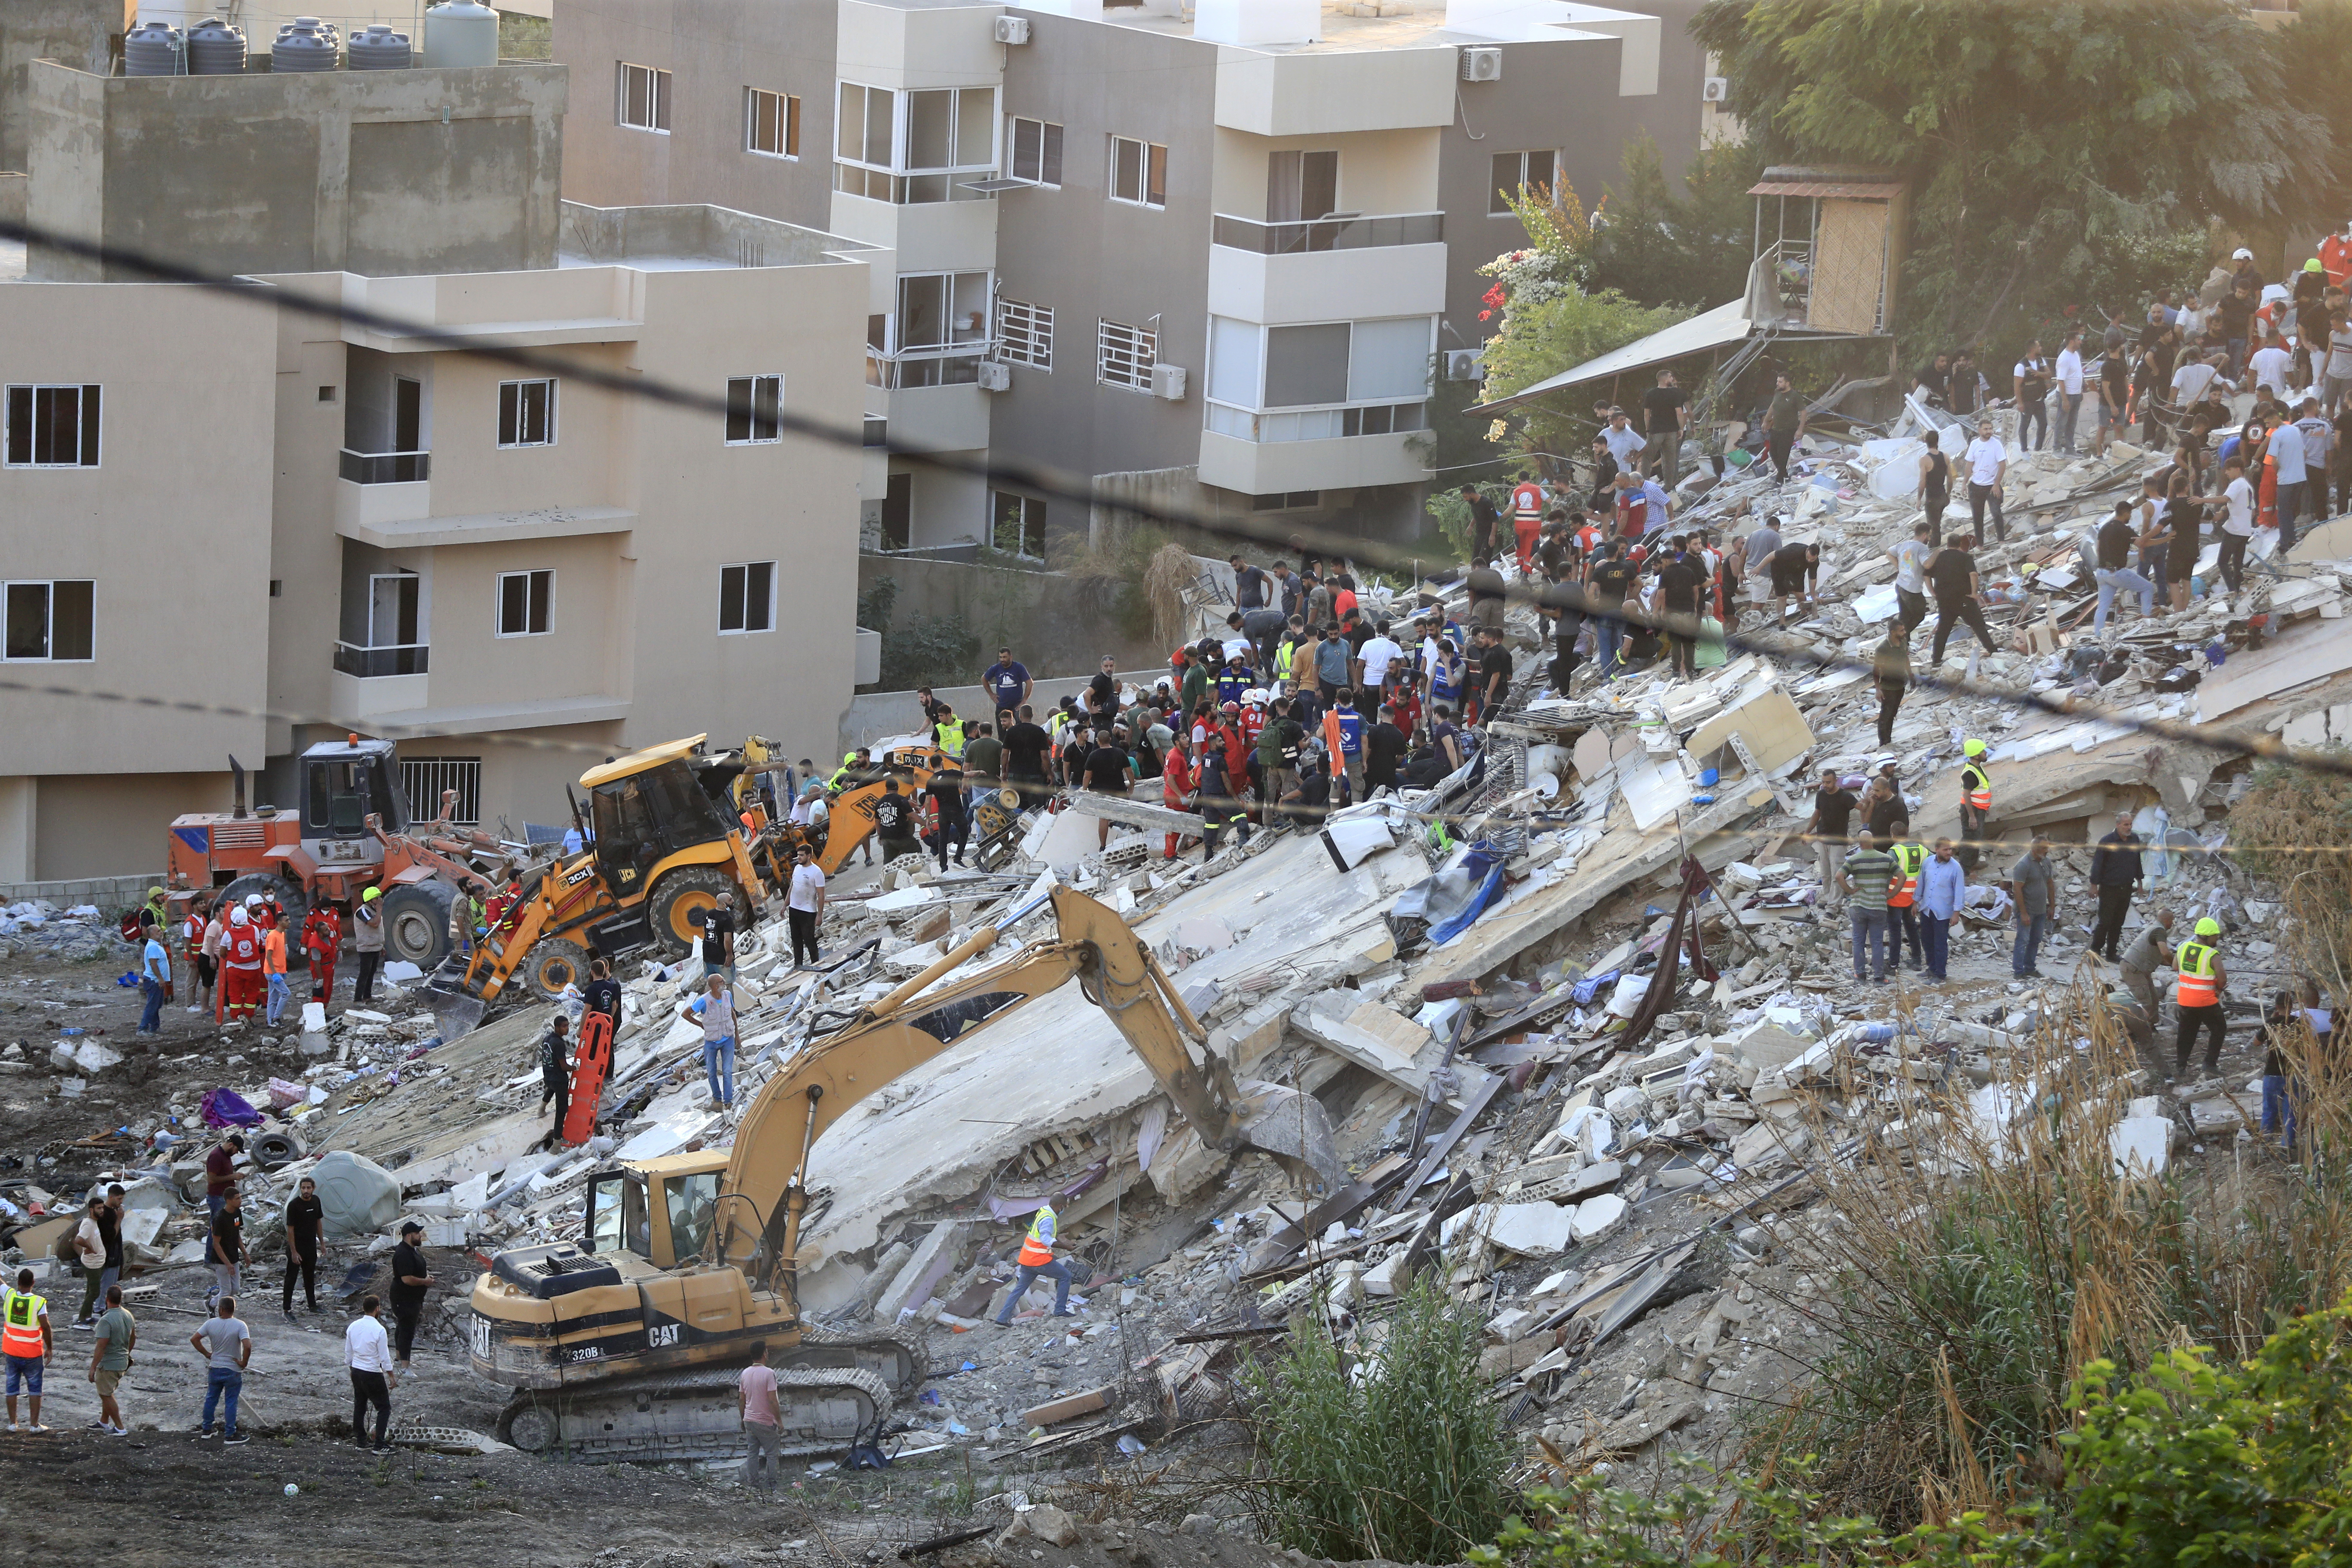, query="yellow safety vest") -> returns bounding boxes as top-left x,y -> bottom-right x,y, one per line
826,751 -> 858,790
1962,763 -> 1992,812
1046,710 -> 1069,739
1275,641 -> 1295,681
2174,940 -> 2217,1007
936,718 -> 966,760
1,1288 -> 46,1357
1889,844 -> 1923,908
1017,1207 -> 1056,1267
